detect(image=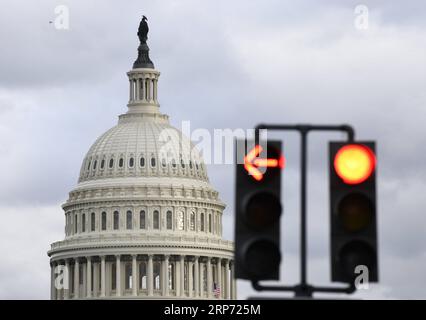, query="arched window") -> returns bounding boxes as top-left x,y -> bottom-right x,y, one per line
177,211 -> 184,231
129,157 -> 134,168
91,212 -> 95,232
140,210 -> 146,229
154,262 -> 161,290
166,211 -> 173,230
82,214 -> 86,232
151,157 -> 156,167
153,210 -> 160,230
100,159 -> 105,169
87,160 -> 91,170
126,210 -> 133,230
200,212 -> 205,232
139,262 -> 147,289
113,211 -> 119,230
140,157 -> 145,167
109,158 -> 114,168
172,159 -> 177,168
190,210 -> 195,231
74,214 -> 78,234
119,158 -> 124,168
101,212 -> 106,231
208,214 -> 212,233
161,158 -> 166,168
93,160 -> 97,170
